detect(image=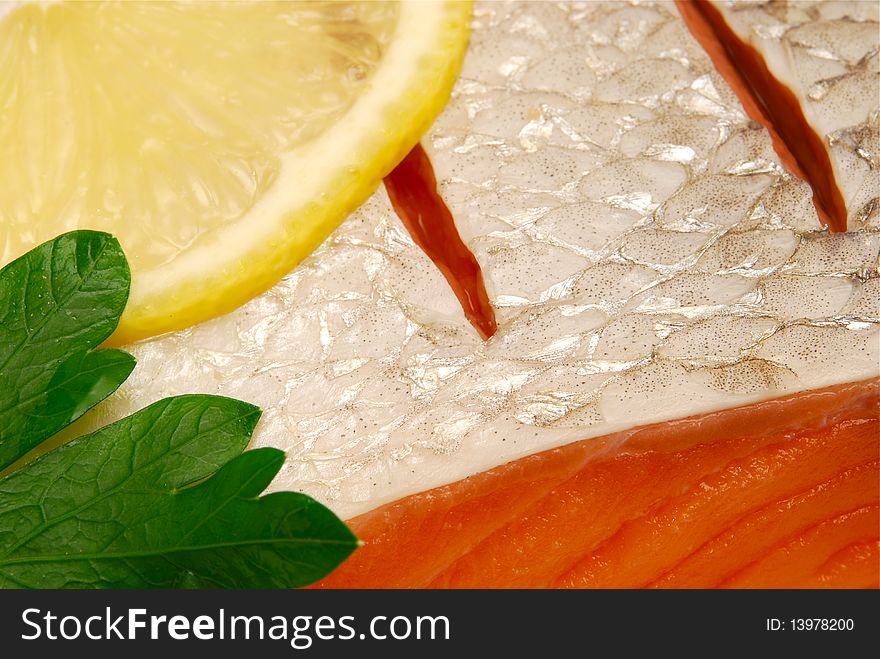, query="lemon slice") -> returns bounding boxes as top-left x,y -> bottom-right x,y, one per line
0,0 -> 471,344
